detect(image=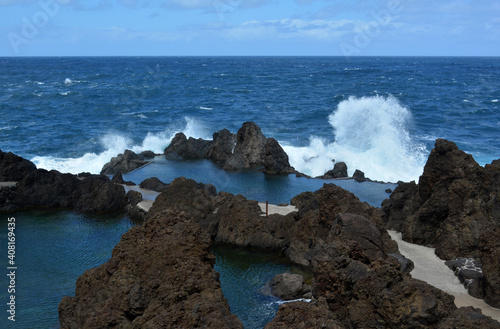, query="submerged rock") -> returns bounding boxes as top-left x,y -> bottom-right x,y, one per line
269,273 -> 312,300
101,150 -> 148,175
58,210 -> 243,329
